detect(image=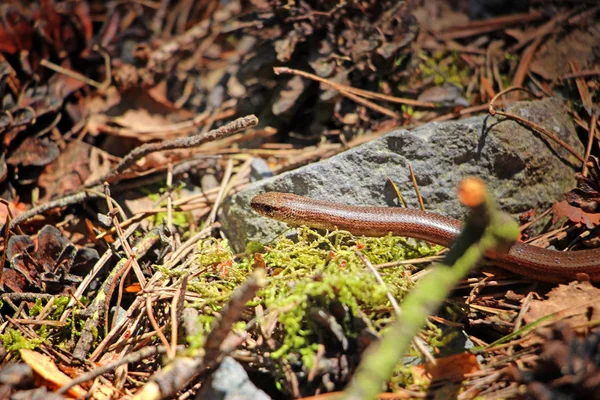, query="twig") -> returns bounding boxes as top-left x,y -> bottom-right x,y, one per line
6,116 -> 257,230
1,293 -> 54,302
408,164 -> 425,211
203,158 -> 233,229
72,227 -> 163,360
355,251 -> 401,315
386,177 -> 407,208
338,88 -> 400,119
509,291 -> 534,356
518,207 -> 552,234
96,115 -> 258,186
437,11 -> 544,40
512,35 -> 543,88
169,275 -> 189,359
162,224 -> 216,268
40,45 -> 111,90
166,162 -> 175,248
58,344 -> 184,395
7,191 -> 100,230
583,112 -> 598,177
204,268 -> 267,363
274,67 -> 435,108
111,260 -> 133,331
134,269 -> 267,400
489,87 -> 584,163
94,176 -> 244,240
562,69 -> 600,80
104,184 -> 147,288
146,295 -> 172,355
510,11 -> 570,86
375,255 -> 444,270
570,61 -> 594,115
